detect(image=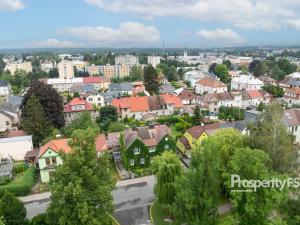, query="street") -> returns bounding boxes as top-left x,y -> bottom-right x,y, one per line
21,176 -> 155,225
